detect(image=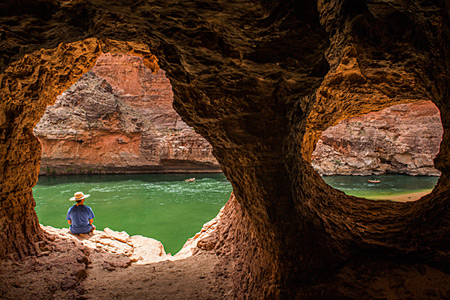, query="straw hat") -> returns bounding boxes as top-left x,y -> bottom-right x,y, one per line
70,191 -> 90,201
